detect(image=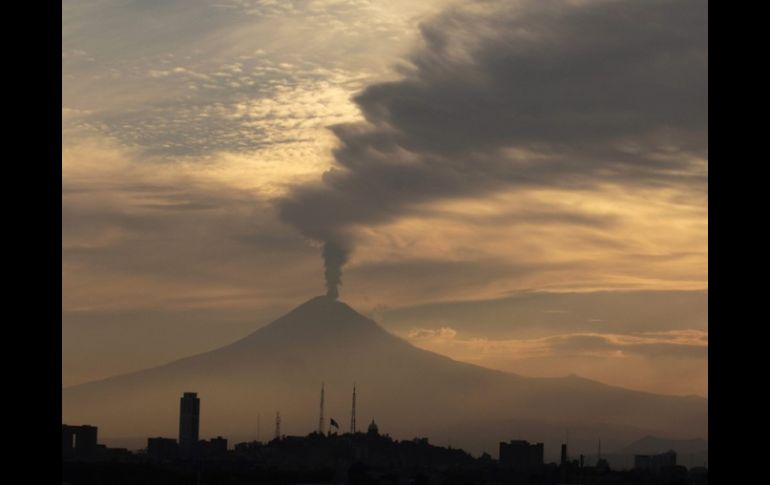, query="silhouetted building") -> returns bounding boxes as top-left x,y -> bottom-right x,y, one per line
179,392 -> 200,457
66,428 -> 698,485
99,445 -> 132,461
559,443 -> 570,483
499,440 -> 544,471
596,457 -> 610,474
234,440 -> 263,456
147,437 -> 178,462
560,443 -> 568,465
689,465 -> 708,485
197,436 -> 228,458
635,450 -> 677,472
62,424 -> 98,459
367,419 -> 379,436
